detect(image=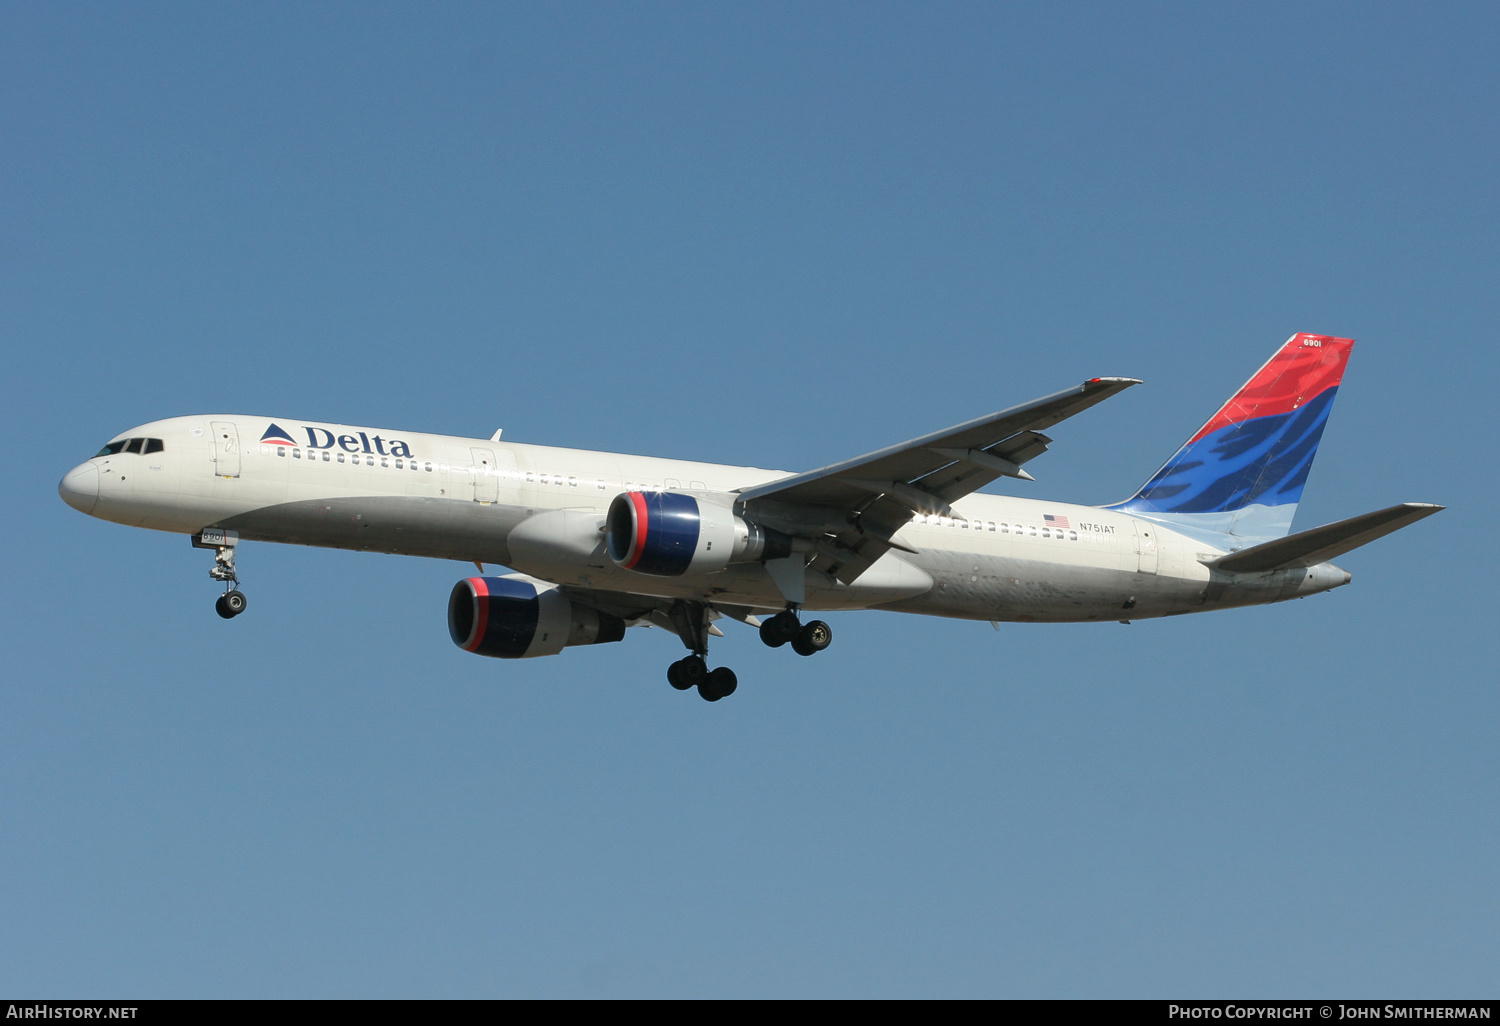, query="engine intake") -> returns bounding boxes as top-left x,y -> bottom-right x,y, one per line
448,576 -> 625,658
605,491 -> 790,577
